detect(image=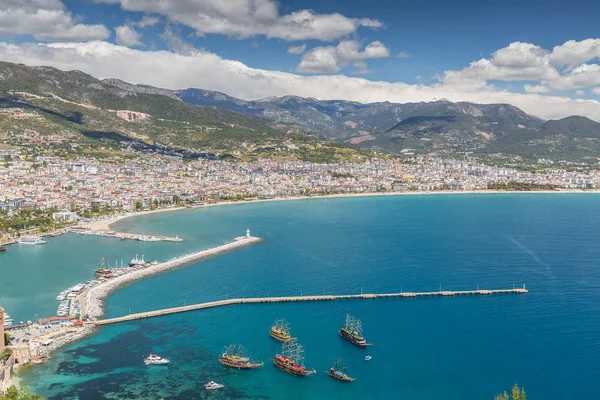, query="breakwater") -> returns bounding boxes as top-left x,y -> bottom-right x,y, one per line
84,236 -> 262,318
96,286 -> 528,325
